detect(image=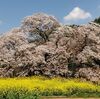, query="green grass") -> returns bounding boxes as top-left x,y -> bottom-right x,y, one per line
0,76 -> 100,99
